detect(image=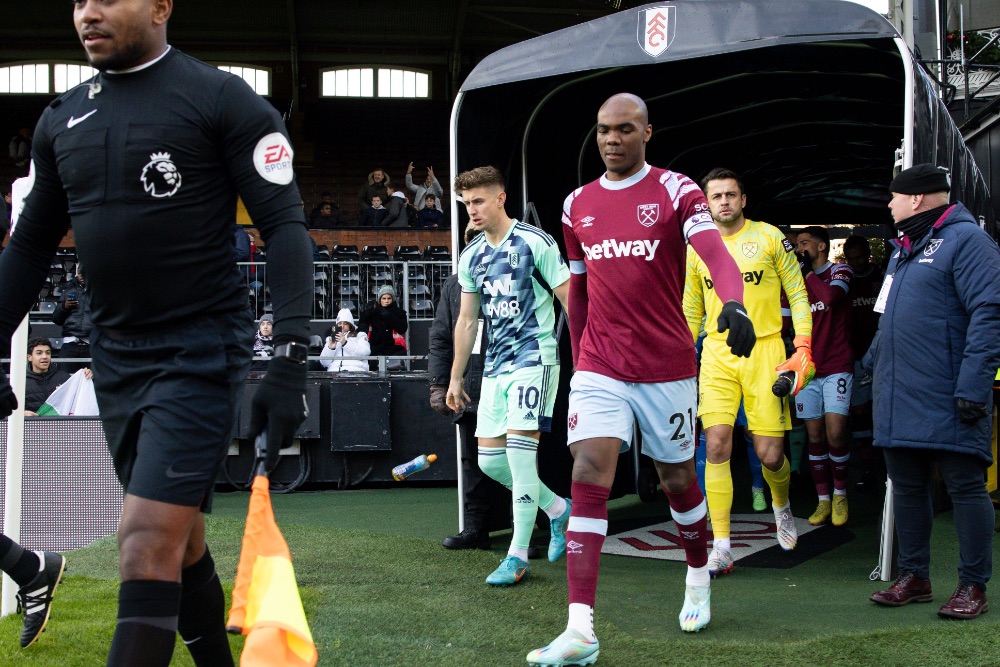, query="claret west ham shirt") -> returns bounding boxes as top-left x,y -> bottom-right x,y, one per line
562,163 -> 715,383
